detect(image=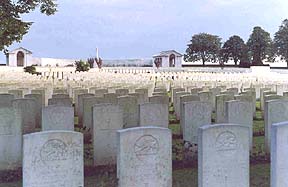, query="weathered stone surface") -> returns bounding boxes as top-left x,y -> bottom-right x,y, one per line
199,91 -> 213,107
12,98 -> 37,134
24,94 -> 42,128
264,99 -> 288,153
48,98 -> 72,107
82,96 -> 105,132
118,96 -> 139,128
104,93 -> 118,104
117,127 -> 172,187
8,90 -> 23,99
261,90 -> 275,110
152,92 -> 167,96
154,88 -> 167,93
236,93 -> 255,116
198,124 -> 249,187
52,94 -> 70,98
23,131 -> 83,187
77,93 -> 94,124
227,88 -> 238,95
135,88 -> 149,103
179,94 -> 201,133
190,88 -> 203,95
172,88 -> 185,103
226,100 -> 253,149
220,91 -> 235,97
149,95 -> 169,105
53,88 -> 68,94
210,87 -> 222,111
42,106 -> 74,131
116,88 -> 129,96
182,101 -> 212,144
129,92 -> 146,104
174,91 -> 190,120
31,89 -> 46,106
93,104 -> 123,166
271,121 -> 288,187
0,94 -> 14,108
215,94 -> 234,123
139,103 -> 168,128
263,95 -> 283,114
73,89 -> 88,115
0,107 -> 22,170
94,89 -> 108,97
